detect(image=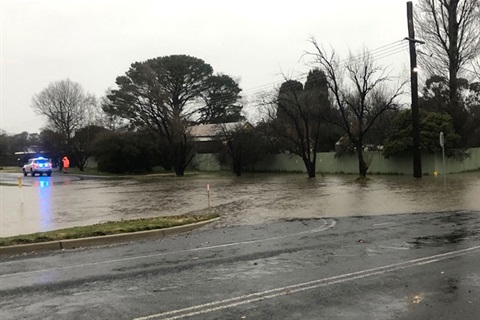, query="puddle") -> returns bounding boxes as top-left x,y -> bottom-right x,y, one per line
409,228 -> 479,248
